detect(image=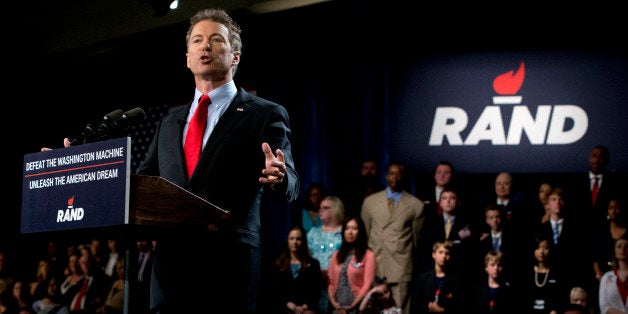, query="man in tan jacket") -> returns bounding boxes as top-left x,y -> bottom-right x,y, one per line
361,162 -> 425,314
